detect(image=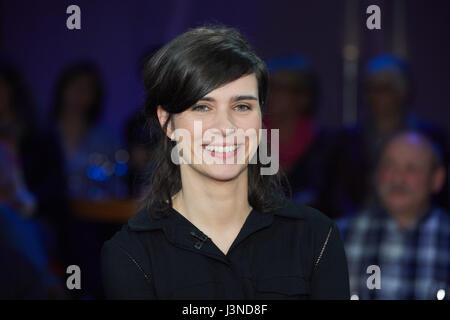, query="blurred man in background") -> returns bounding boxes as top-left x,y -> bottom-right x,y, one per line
338,131 -> 449,299
336,54 -> 448,216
